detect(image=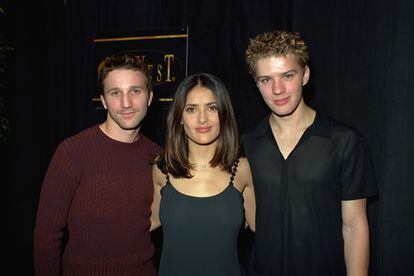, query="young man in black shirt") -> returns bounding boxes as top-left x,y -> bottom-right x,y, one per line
242,30 -> 377,276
